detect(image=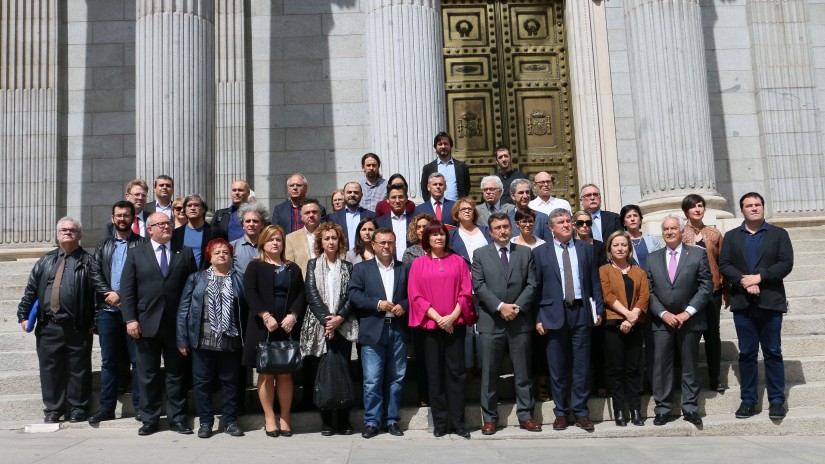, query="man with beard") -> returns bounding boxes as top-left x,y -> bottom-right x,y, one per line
327,181 -> 375,250
493,146 -> 527,205
171,194 -> 228,269
359,153 -> 386,212
420,132 -> 470,202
